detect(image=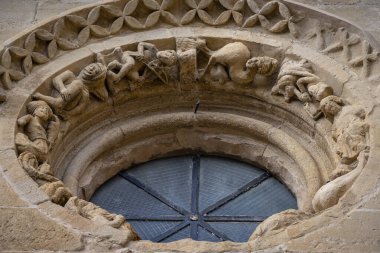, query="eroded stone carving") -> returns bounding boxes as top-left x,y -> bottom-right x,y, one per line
33,63 -> 107,119
96,47 -> 140,94
249,209 -> 310,240
271,58 -> 334,119
0,0 -> 377,94
15,100 -> 60,162
176,37 -> 204,84
65,196 -> 139,241
312,150 -> 369,212
18,151 -> 72,206
132,42 -> 178,85
199,42 -> 278,85
320,96 -> 370,179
